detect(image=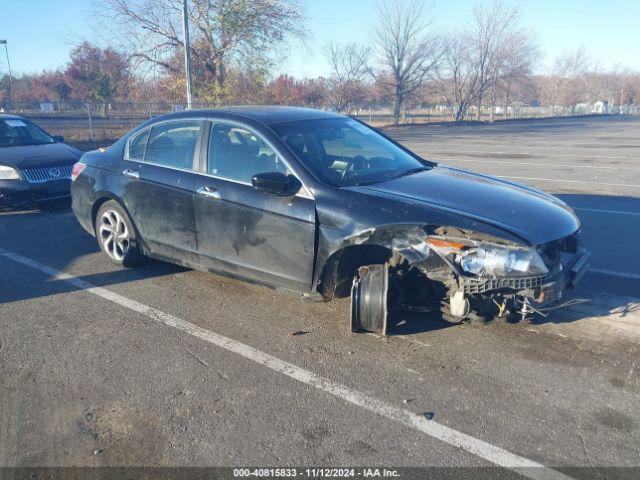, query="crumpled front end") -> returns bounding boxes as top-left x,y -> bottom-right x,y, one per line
414,227 -> 591,323
349,224 -> 591,334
